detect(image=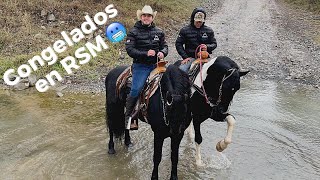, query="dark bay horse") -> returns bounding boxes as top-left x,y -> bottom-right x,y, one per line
105,64 -> 191,179
177,56 -> 249,166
